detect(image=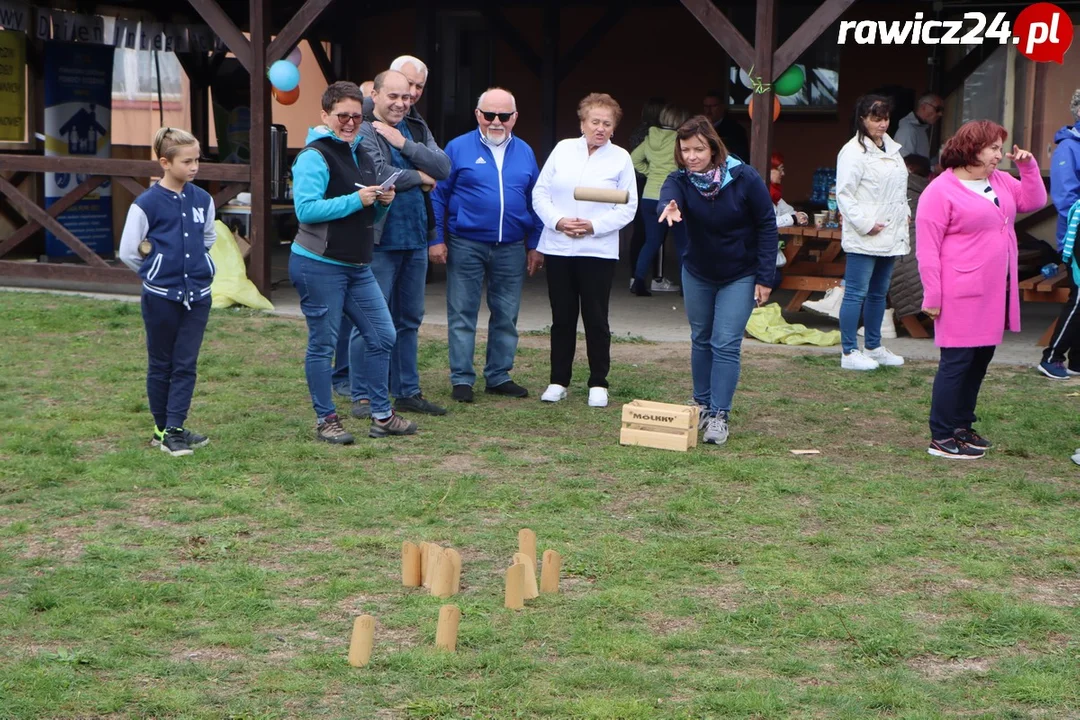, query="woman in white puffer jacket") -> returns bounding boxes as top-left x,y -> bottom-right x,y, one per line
835,94 -> 910,371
